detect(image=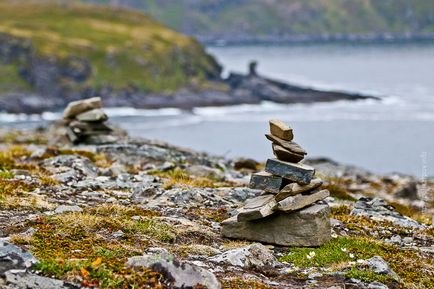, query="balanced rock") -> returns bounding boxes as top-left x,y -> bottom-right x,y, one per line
249,171 -> 286,194
222,204 -> 331,247
275,177 -> 323,201
269,119 -> 293,141
265,158 -> 315,185
272,143 -> 304,163
237,194 -> 277,222
63,97 -> 102,119
265,134 -> 306,155
275,189 -> 330,212
76,108 -> 108,122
